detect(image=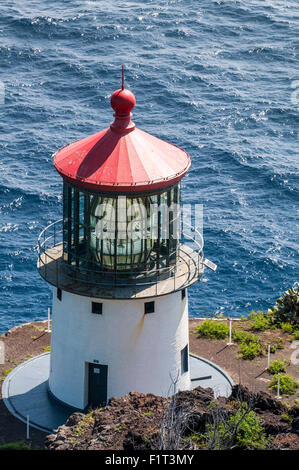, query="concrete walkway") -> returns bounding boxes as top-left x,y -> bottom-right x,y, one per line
2,353 -> 233,433
190,353 -> 234,398
2,354 -> 70,433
